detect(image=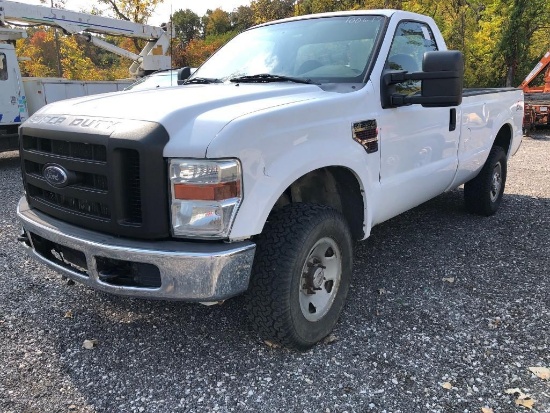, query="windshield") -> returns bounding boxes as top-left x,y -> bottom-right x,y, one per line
125,71 -> 178,91
192,15 -> 385,84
